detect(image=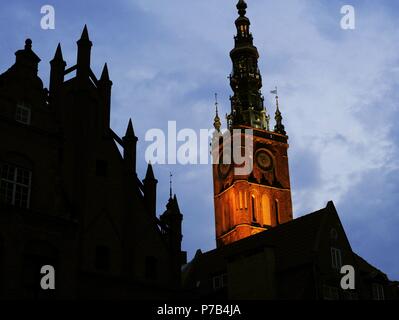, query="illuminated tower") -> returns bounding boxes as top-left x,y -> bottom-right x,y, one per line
212,0 -> 293,247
